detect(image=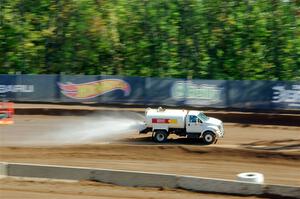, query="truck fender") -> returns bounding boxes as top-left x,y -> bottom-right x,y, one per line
202,126 -> 221,138
152,126 -> 169,133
